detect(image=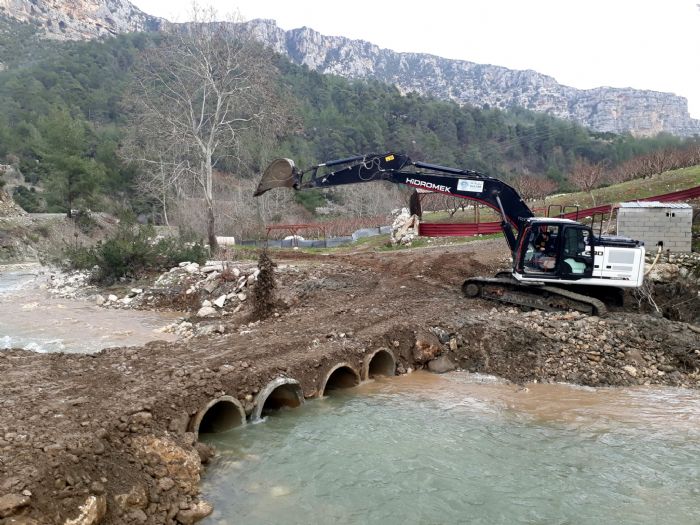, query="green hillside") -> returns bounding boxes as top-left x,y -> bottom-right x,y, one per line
0,16 -> 697,237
